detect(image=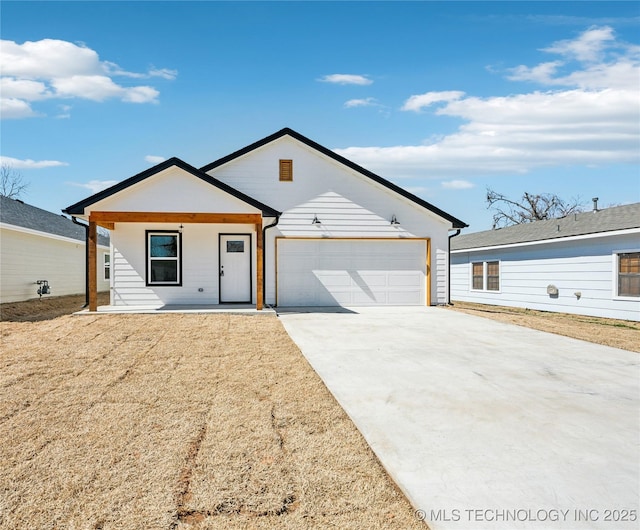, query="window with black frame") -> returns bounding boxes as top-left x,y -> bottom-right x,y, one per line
147,231 -> 181,285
